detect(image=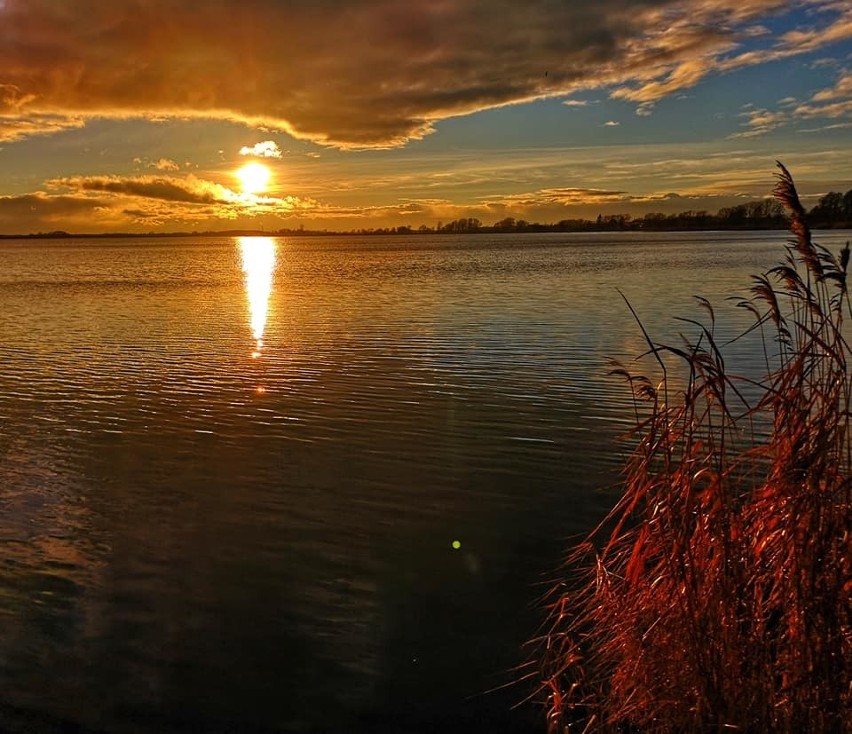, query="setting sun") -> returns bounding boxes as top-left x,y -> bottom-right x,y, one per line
235,162 -> 271,194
